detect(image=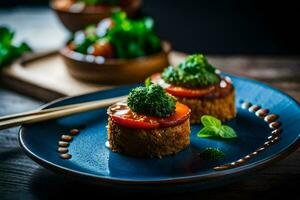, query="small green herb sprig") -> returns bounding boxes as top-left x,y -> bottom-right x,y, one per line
199,147 -> 225,162
127,82 -> 176,118
0,27 -> 31,68
197,115 -> 237,138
